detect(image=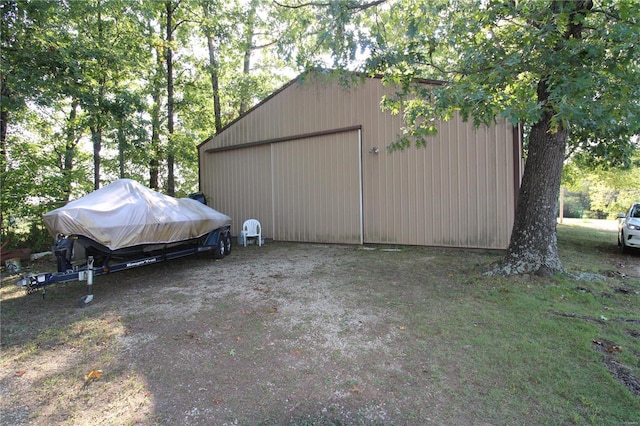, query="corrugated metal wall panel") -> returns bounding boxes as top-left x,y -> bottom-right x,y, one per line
361,112 -> 515,249
199,74 -> 518,249
272,131 -> 361,243
201,146 -> 273,238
